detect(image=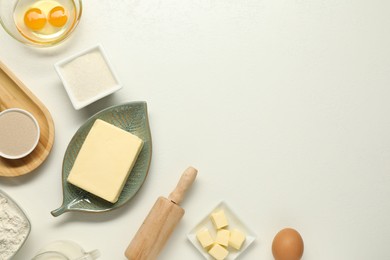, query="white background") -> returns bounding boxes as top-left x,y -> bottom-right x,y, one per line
1,0 -> 390,259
